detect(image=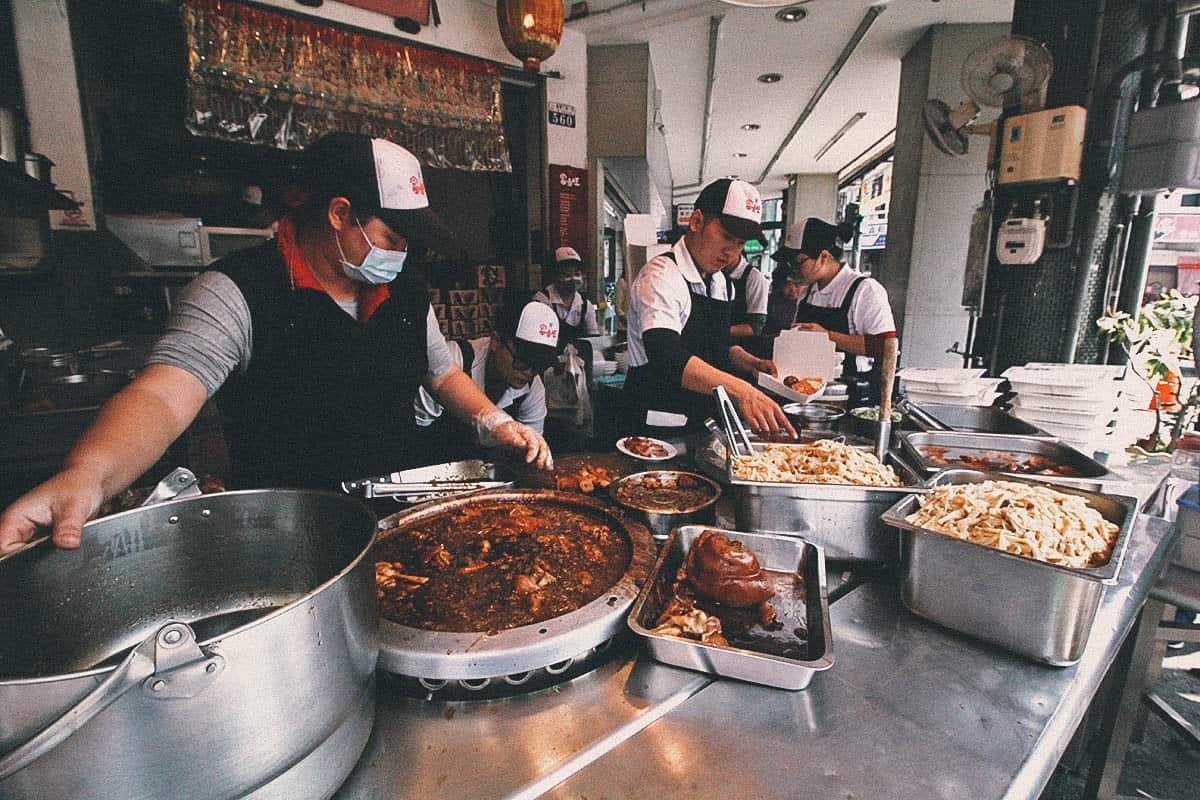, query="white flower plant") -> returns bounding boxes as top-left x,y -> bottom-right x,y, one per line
1097,290 -> 1198,451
